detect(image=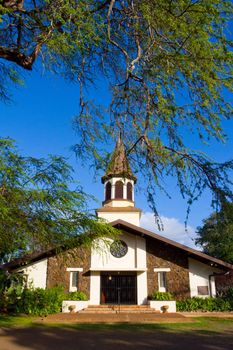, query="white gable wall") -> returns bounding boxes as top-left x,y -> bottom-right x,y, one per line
188,258 -> 220,298
21,259 -> 48,289
90,232 -> 148,305
91,232 -> 146,270
98,211 -> 140,226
